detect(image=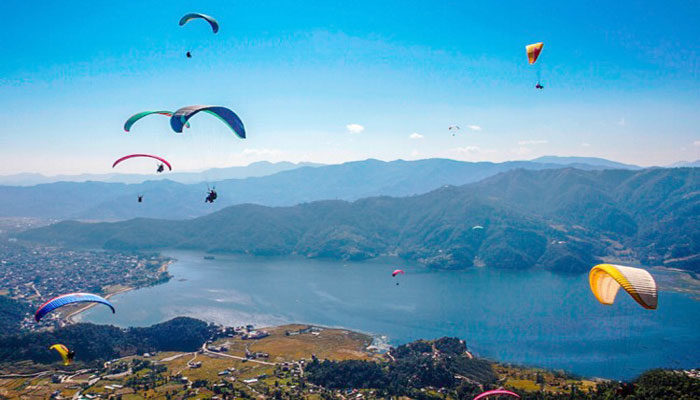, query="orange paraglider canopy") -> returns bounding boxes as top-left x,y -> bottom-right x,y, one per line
526,42 -> 544,64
